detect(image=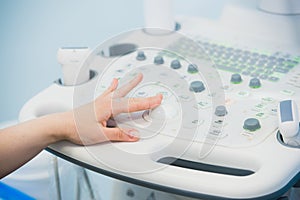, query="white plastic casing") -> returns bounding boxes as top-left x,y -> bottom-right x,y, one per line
278,100 -> 300,147
57,47 -> 91,86
143,0 -> 175,34
258,0 -> 300,15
